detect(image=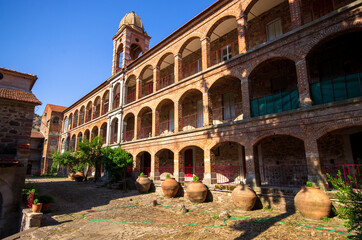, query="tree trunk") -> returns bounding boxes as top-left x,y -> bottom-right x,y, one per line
95,164 -> 102,182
